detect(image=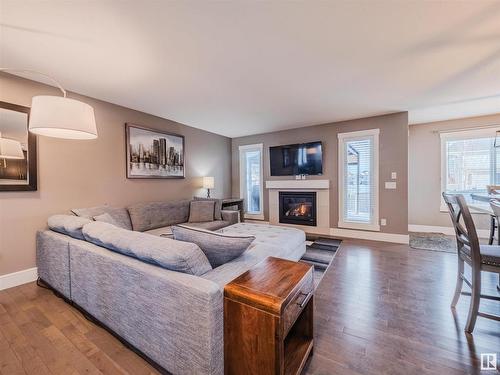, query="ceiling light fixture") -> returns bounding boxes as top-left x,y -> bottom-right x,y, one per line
0,68 -> 98,139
